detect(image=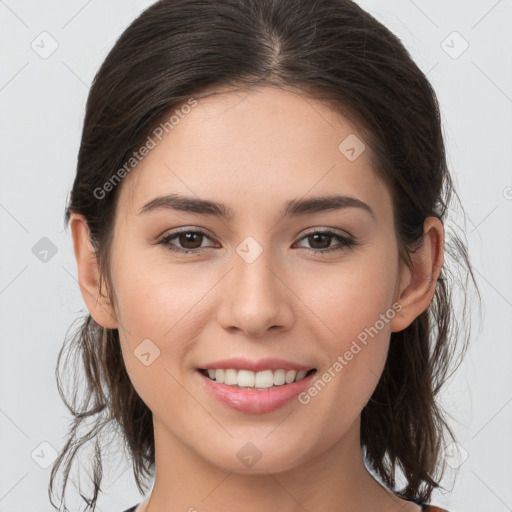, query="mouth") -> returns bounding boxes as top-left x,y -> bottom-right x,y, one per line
197,367 -> 317,390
